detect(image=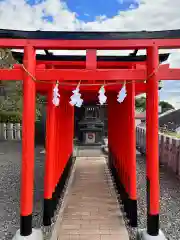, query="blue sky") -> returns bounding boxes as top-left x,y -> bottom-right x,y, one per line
25,0 -> 45,5
64,0 -> 139,21
26,0 -> 139,22
25,0 -> 44,5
